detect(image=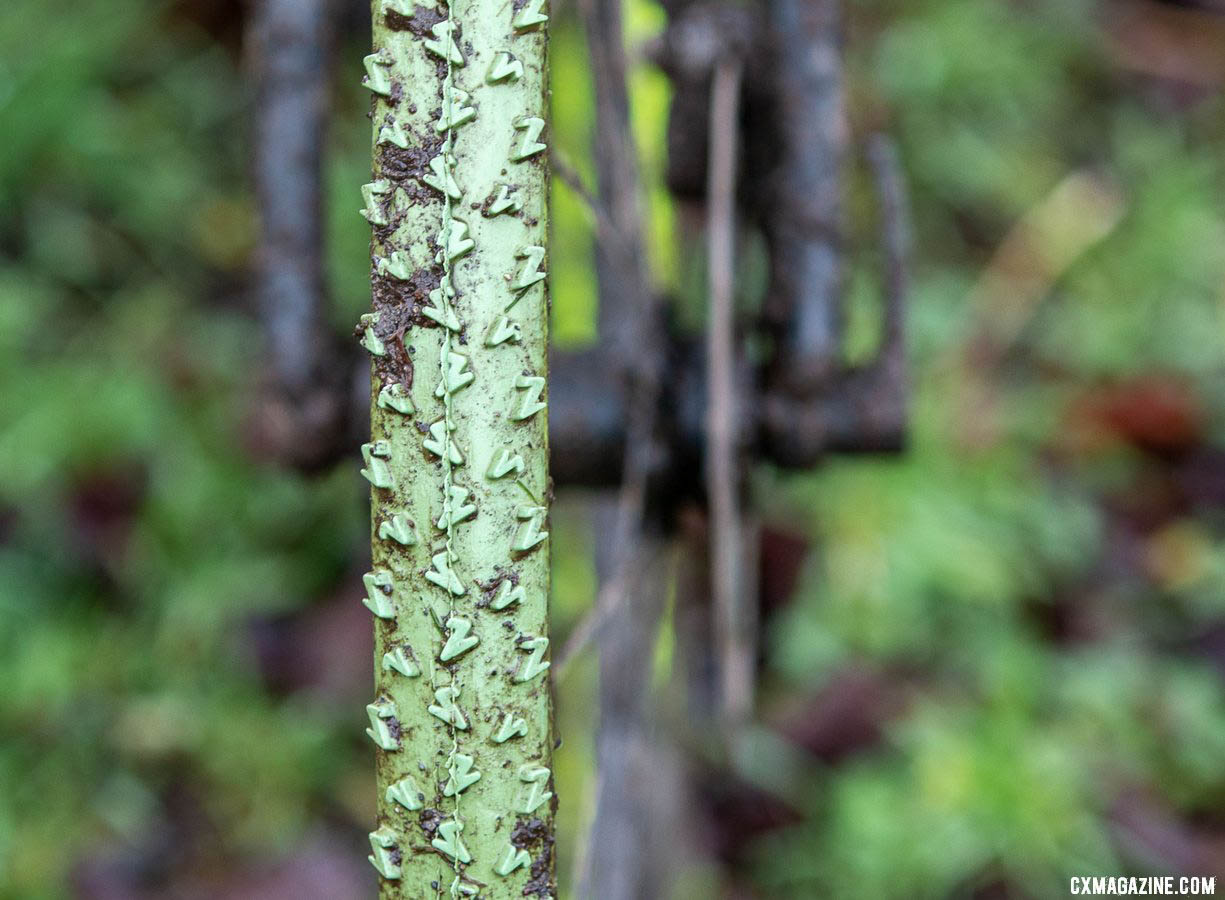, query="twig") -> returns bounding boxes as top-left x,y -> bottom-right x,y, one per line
549,147 -> 617,243
705,59 -> 750,728
571,1 -> 676,897
867,134 -> 910,369
553,592 -> 602,676
557,0 -> 663,677
960,170 -> 1124,368
765,0 -> 847,388
580,0 -> 662,380
251,0 -> 333,396
948,169 -> 1123,448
